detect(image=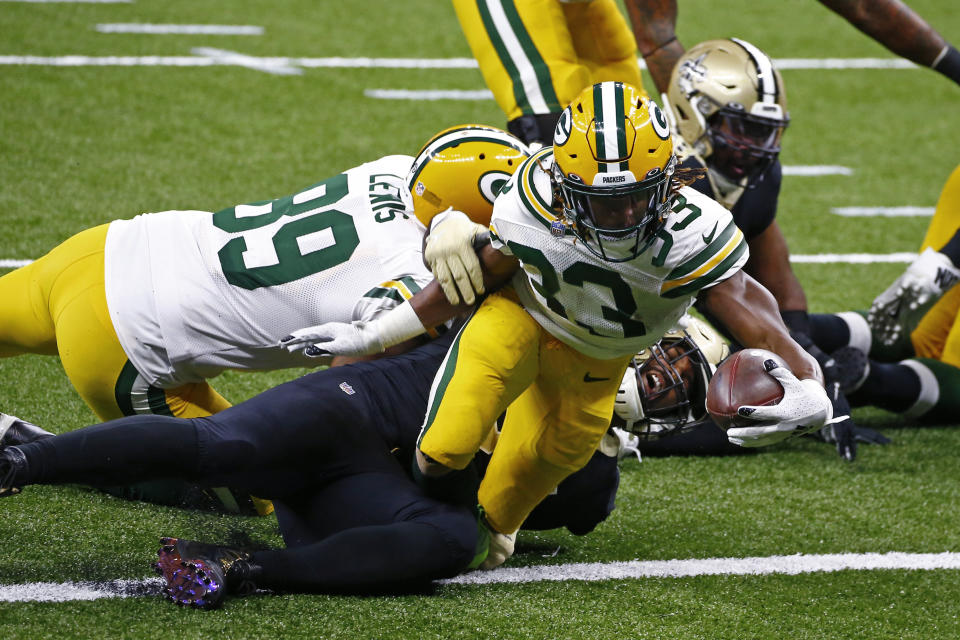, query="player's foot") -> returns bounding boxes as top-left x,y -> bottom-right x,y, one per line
155,537 -> 259,609
829,346 -> 870,394
0,413 -> 53,447
0,447 -> 26,497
